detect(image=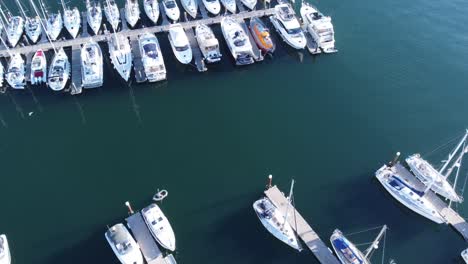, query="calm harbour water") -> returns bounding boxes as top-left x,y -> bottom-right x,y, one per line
1,0 -> 468,263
